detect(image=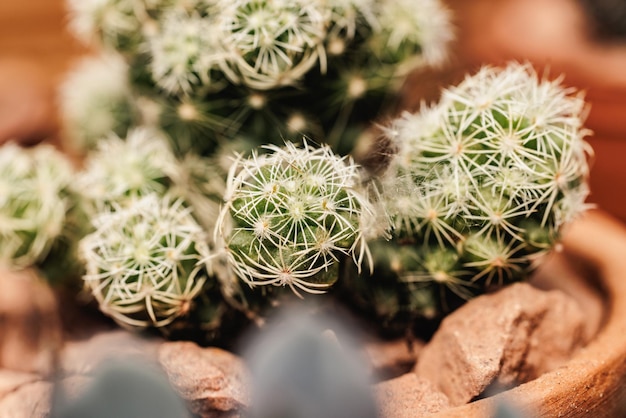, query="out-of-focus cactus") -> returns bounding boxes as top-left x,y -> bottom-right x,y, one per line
79,194 -> 214,328
59,53 -> 135,151
0,143 -> 76,274
76,127 -> 182,216
216,141 -> 374,301
350,63 -> 592,329
63,0 -> 453,157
